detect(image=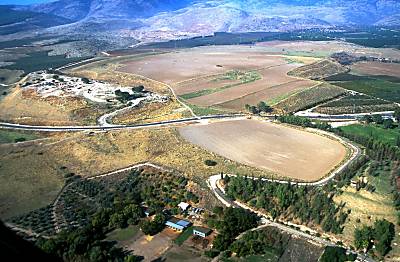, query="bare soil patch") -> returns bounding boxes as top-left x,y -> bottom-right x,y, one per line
217,79 -> 315,111
186,63 -> 304,108
118,46 -> 288,84
351,61 -> 400,78
126,228 -> 179,261
179,119 -> 347,181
